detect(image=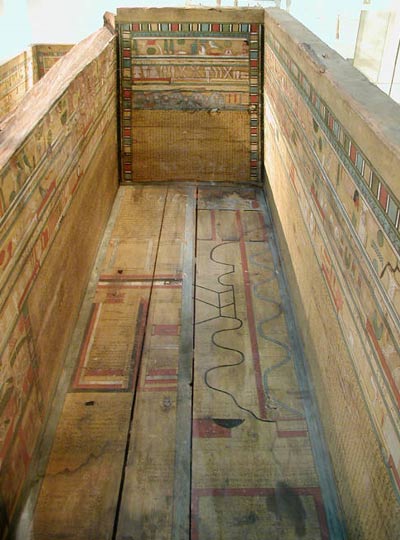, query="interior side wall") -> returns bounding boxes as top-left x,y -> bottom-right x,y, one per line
0,52 -> 32,120
0,28 -> 118,533
263,9 -> 400,538
116,8 -> 263,184
0,45 -> 72,122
